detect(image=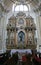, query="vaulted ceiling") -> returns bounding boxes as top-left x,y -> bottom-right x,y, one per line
0,0 -> 41,13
